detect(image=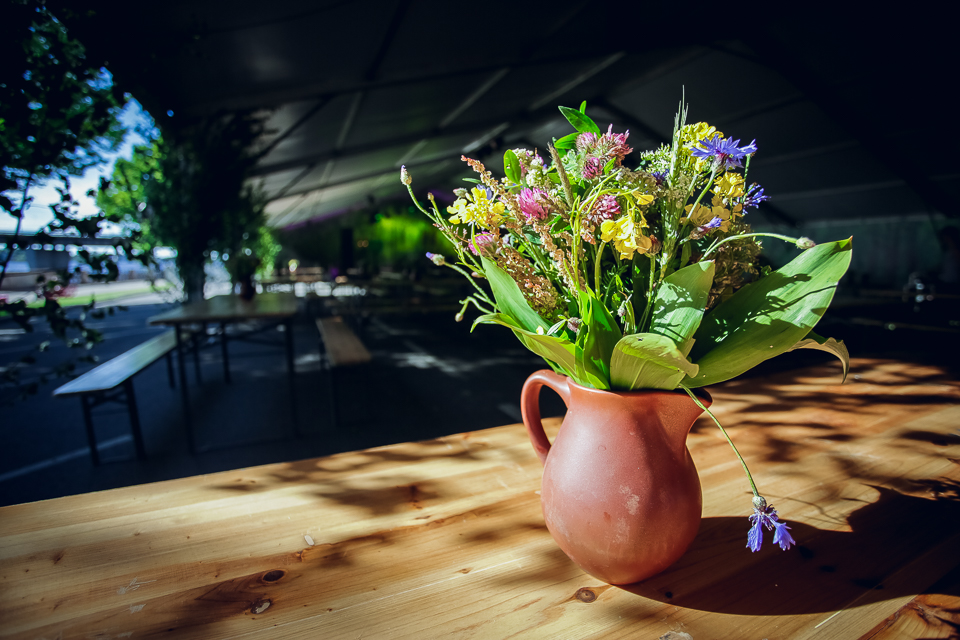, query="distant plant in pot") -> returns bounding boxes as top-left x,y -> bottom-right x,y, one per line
402,100 -> 852,585
225,252 -> 261,300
